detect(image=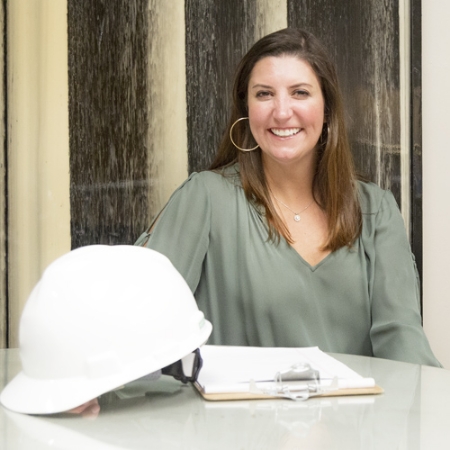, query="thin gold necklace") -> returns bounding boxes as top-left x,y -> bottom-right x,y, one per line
273,196 -> 314,222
